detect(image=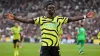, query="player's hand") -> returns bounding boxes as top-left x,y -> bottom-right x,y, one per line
3,13 -> 14,20
86,11 -> 95,18
8,13 -> 14,20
